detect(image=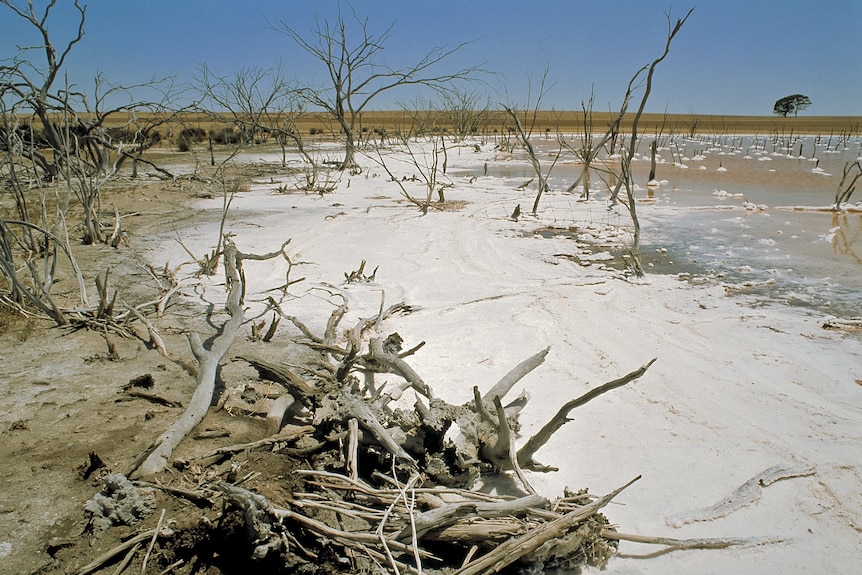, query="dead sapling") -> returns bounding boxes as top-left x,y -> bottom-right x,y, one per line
833,160 -> 862,210
370,136 -> 453,214
503,67 -> 563,215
